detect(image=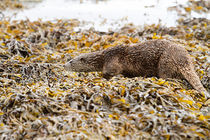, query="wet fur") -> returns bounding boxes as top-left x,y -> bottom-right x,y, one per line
65,40 -> 208,96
